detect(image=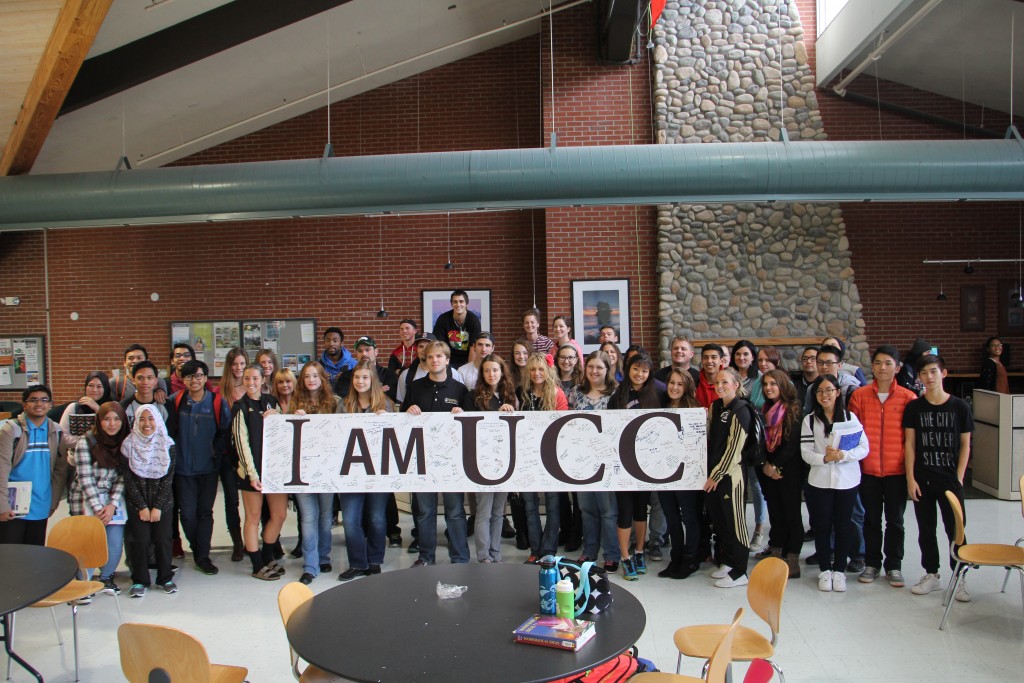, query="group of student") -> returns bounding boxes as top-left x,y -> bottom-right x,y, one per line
0,288 -> 974,605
